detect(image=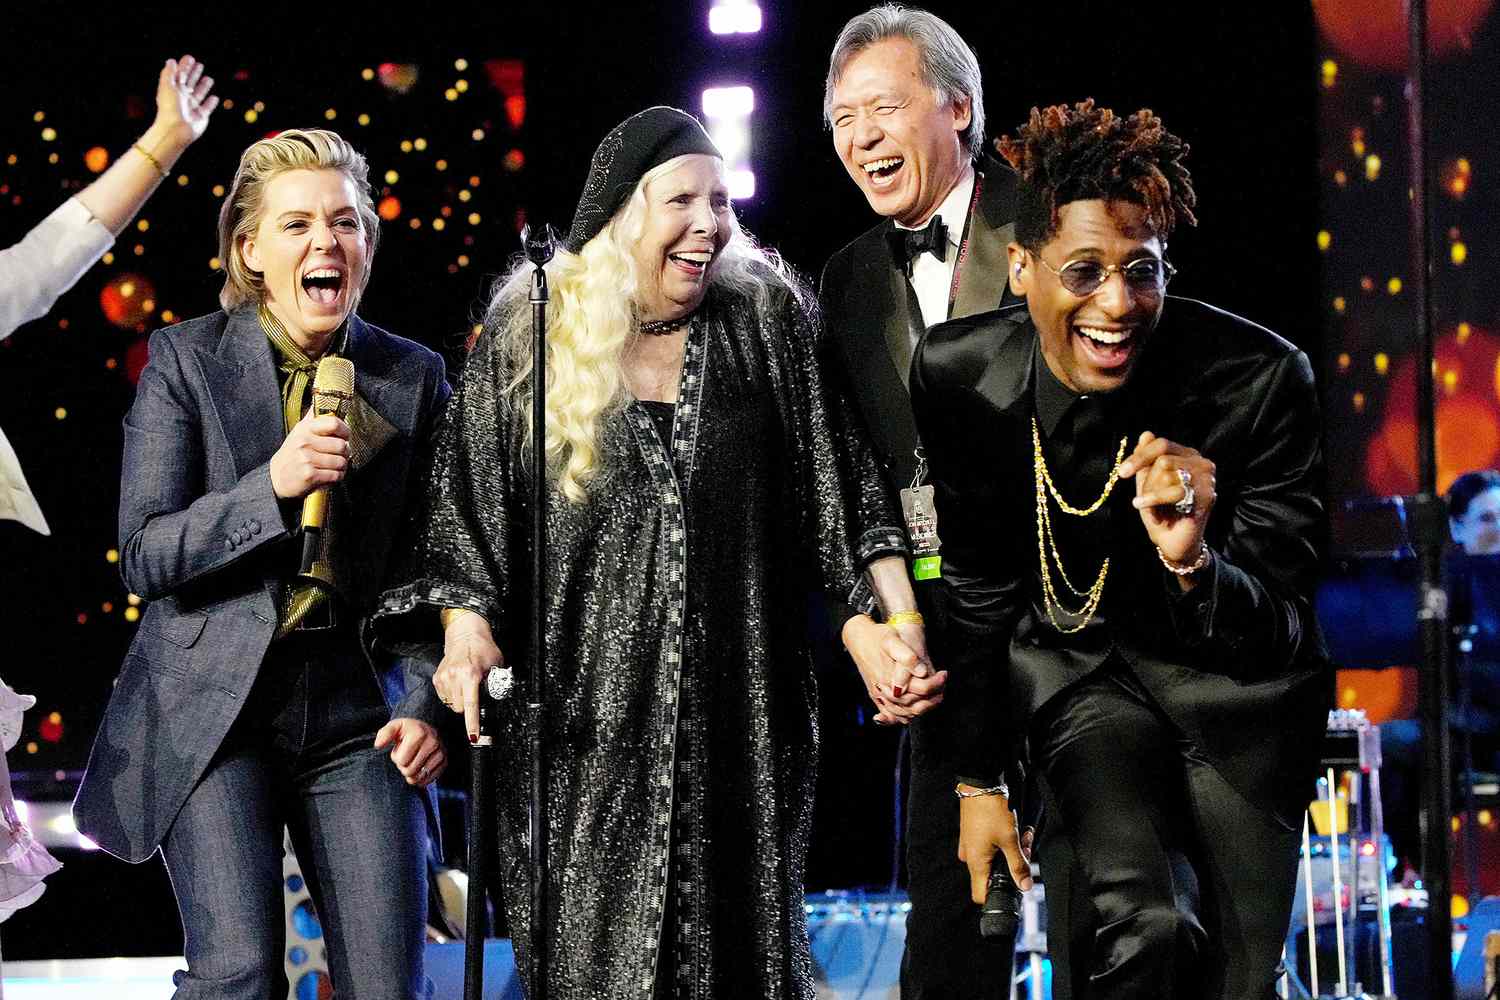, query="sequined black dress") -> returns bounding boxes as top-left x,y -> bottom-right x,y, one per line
378,281 -> 903,1000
